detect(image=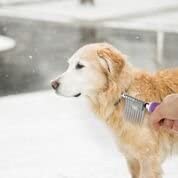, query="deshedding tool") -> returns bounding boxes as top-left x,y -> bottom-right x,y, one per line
121,93 -> 160,124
